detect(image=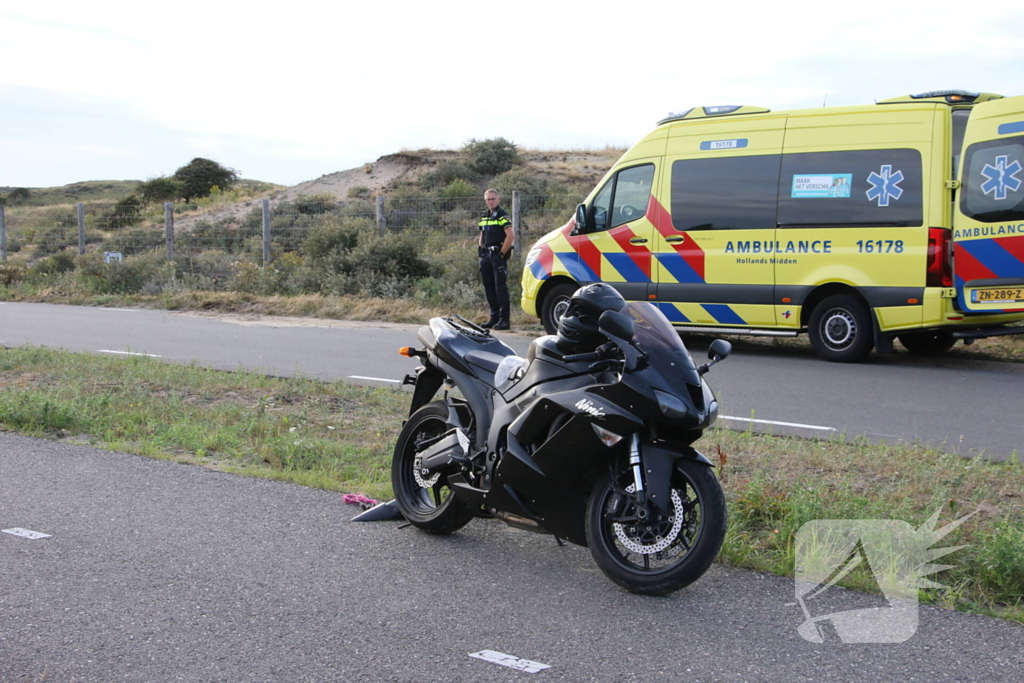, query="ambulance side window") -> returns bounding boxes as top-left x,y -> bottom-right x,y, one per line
670,155 -> 781,231
777,149 -> 923,228
587,164 -> 655,233
961,135 -> 1024,222
951,110 -> 971,180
